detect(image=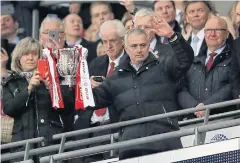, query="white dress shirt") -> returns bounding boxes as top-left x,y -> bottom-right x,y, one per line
91,51 -> 124,124
191,28 -> 205,56
205,44 -> 226,65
